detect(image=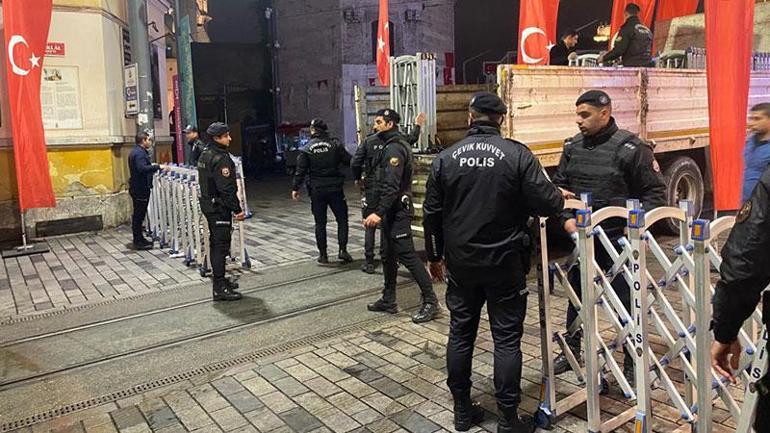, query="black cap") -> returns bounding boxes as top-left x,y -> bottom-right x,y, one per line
206,122 -> 230,137
310,118 -> 328,131
375,109 -> 401,124
469,91 -> 507,115
182,124 -> 197,133
576,90 -> 612,108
